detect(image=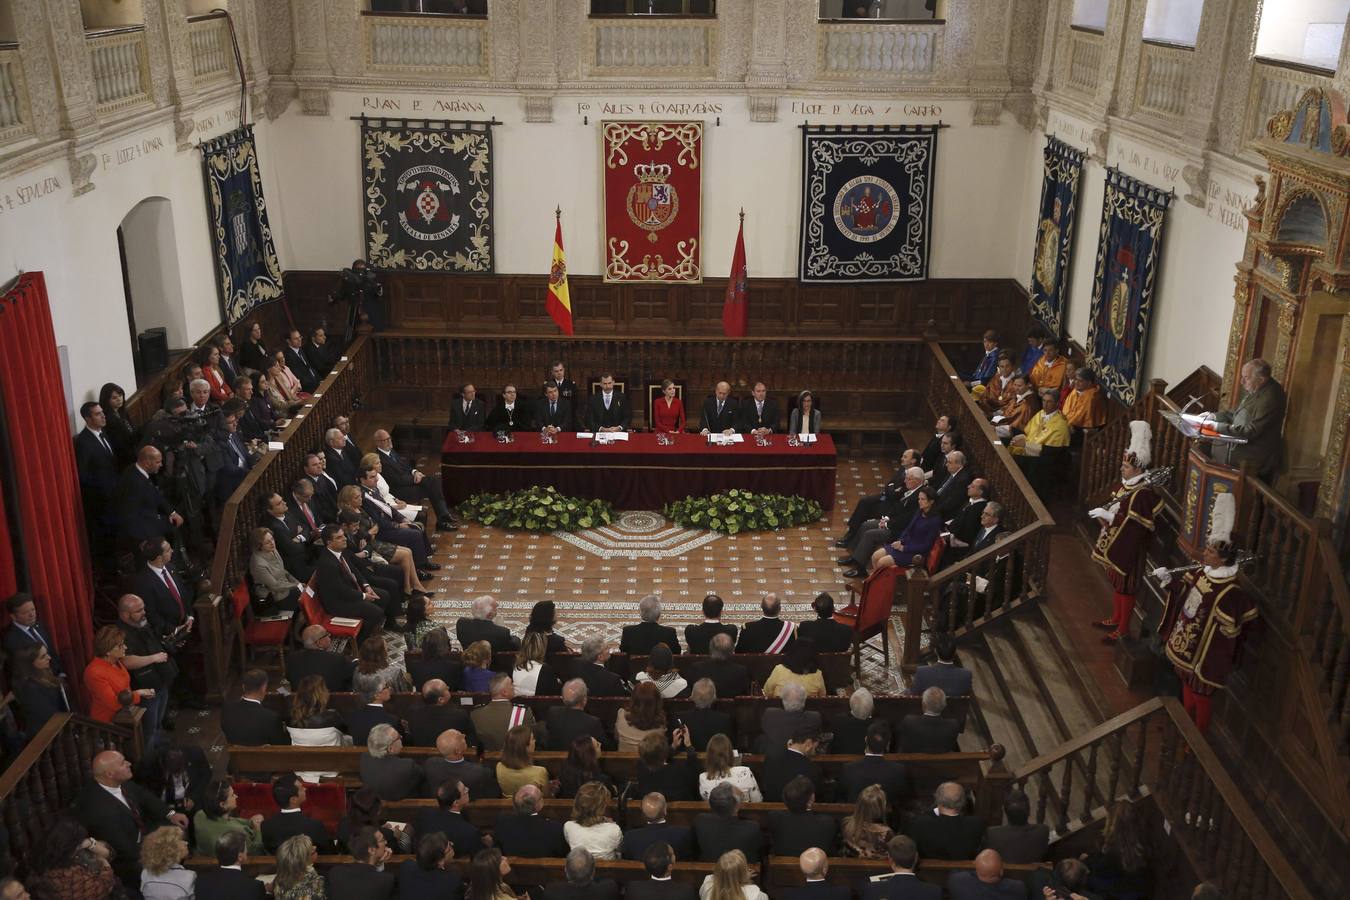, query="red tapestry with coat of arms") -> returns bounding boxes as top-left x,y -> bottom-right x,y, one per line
602,121 -> 703,283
